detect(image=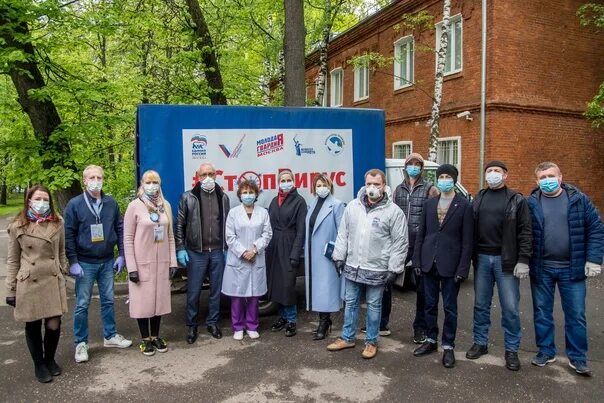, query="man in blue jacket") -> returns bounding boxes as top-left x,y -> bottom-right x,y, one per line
64,165 -> 132,363
527,161 -> 603,376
